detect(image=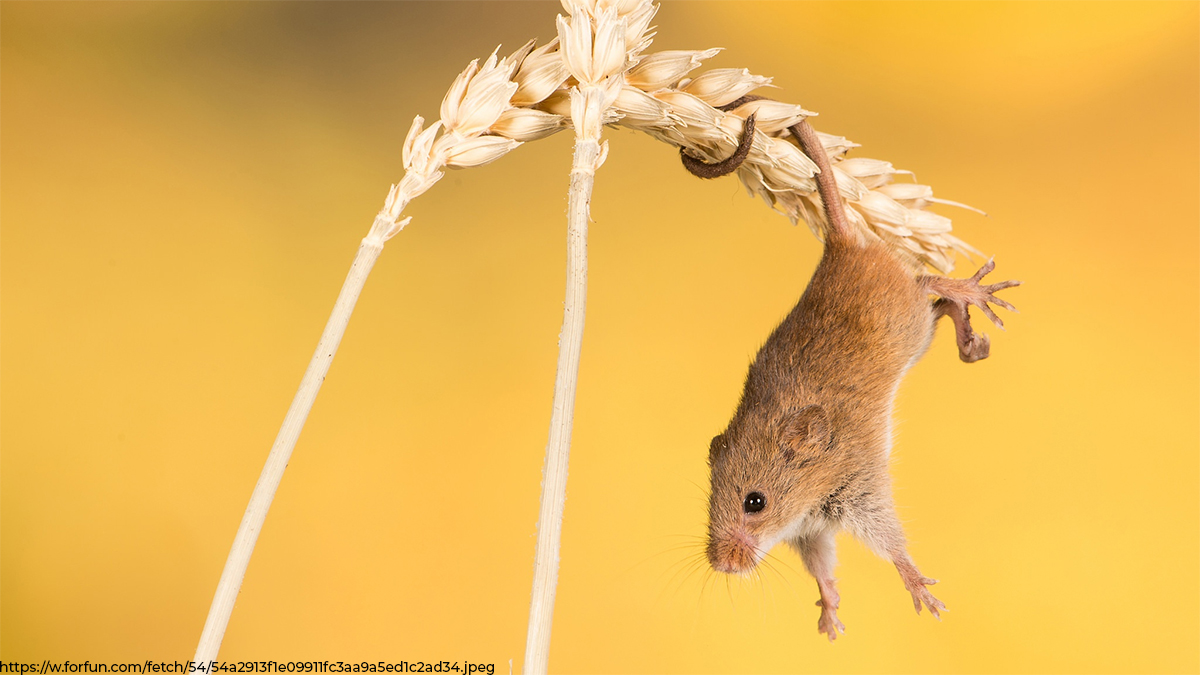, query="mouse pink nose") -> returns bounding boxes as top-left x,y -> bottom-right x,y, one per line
707,528 -> 761,575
